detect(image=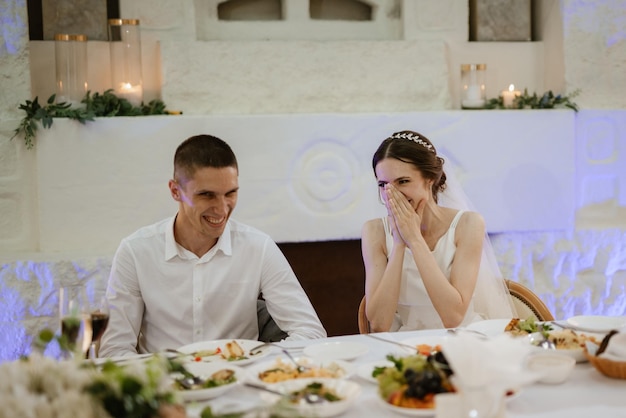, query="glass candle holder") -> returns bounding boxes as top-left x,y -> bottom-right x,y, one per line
108,18 -> 143,106
461,64 -> 486,109
54,34 -> 88,106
